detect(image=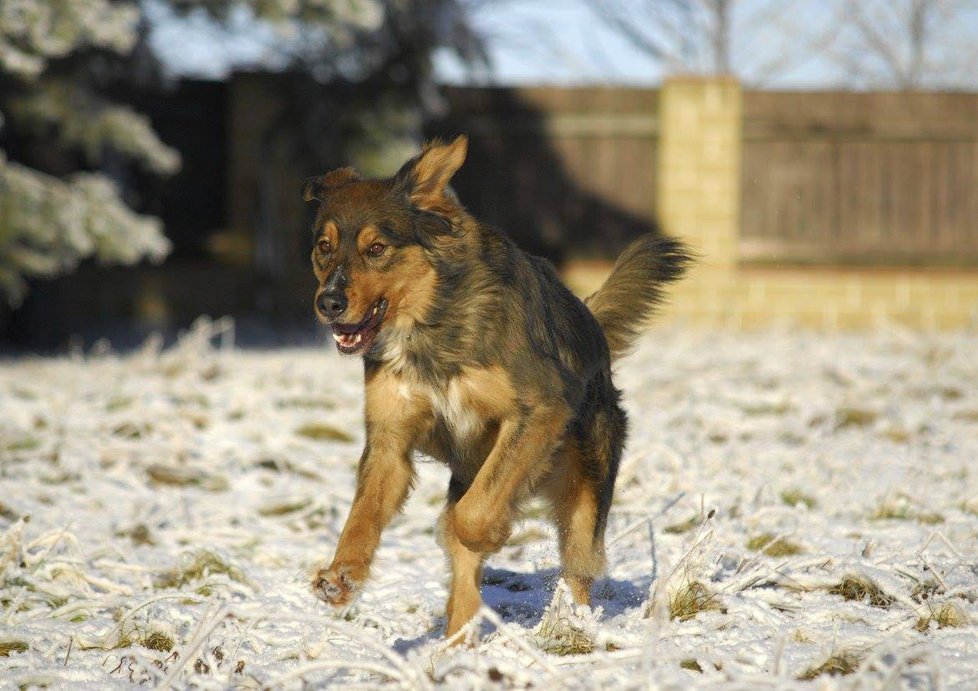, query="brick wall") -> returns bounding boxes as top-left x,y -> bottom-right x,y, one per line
565,77 -> 978,330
